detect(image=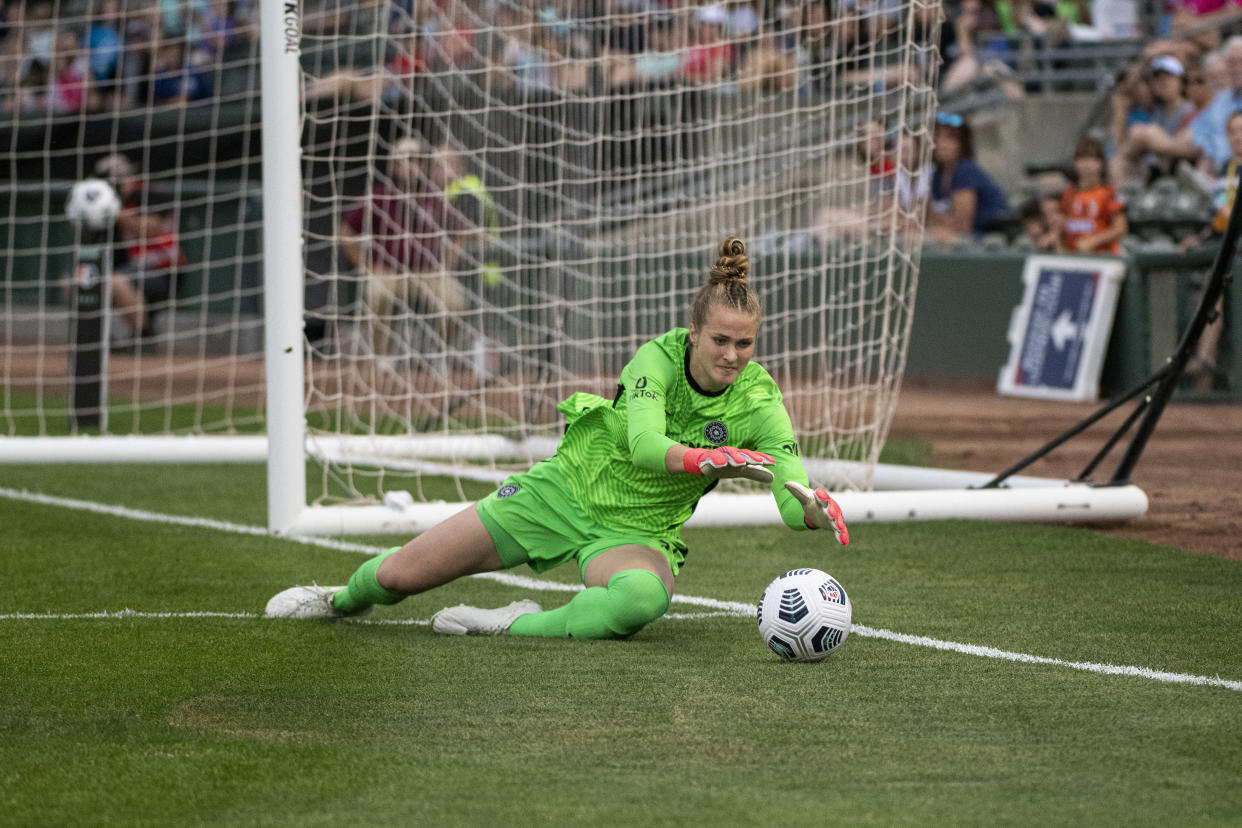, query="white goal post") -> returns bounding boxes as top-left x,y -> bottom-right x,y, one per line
0,1 -> 1147,533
